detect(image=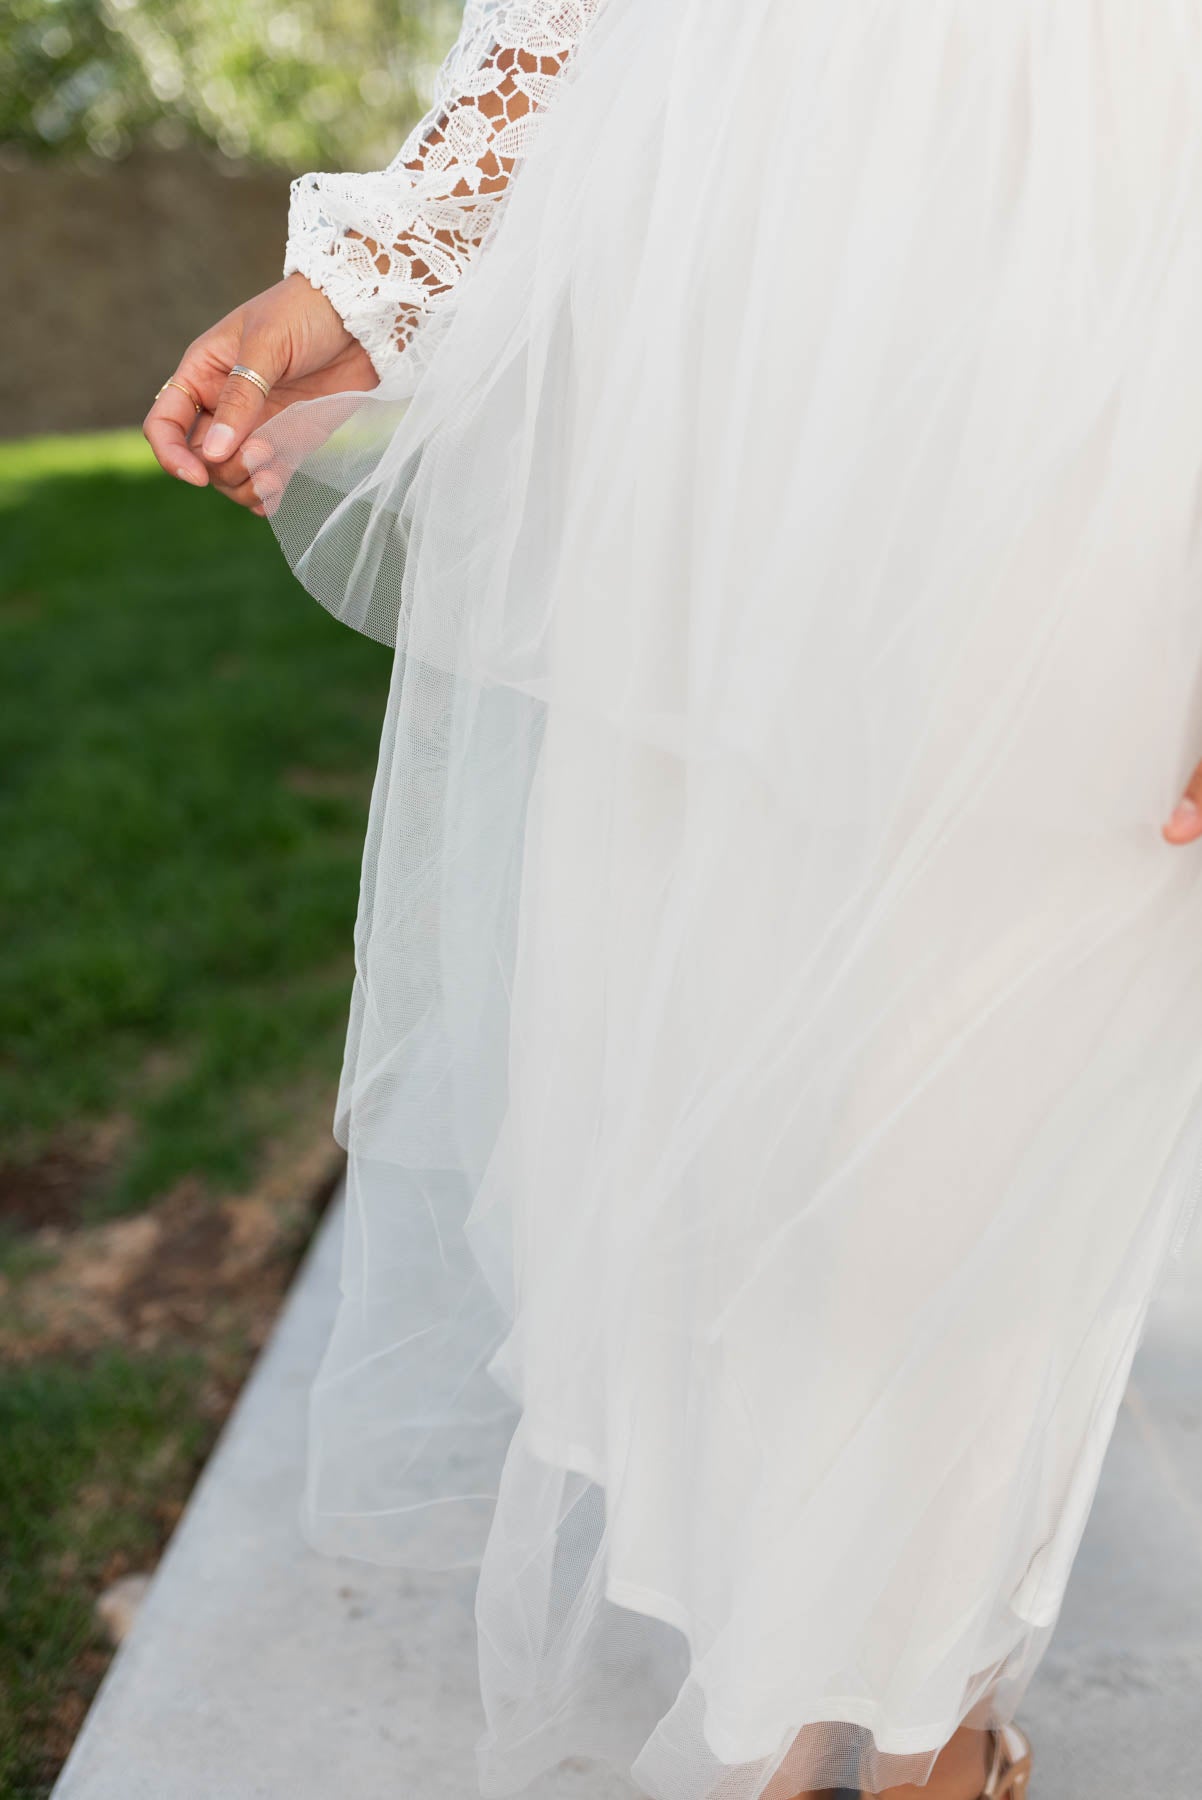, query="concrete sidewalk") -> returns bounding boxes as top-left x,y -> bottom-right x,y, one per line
51,1192 -> 1202,1800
